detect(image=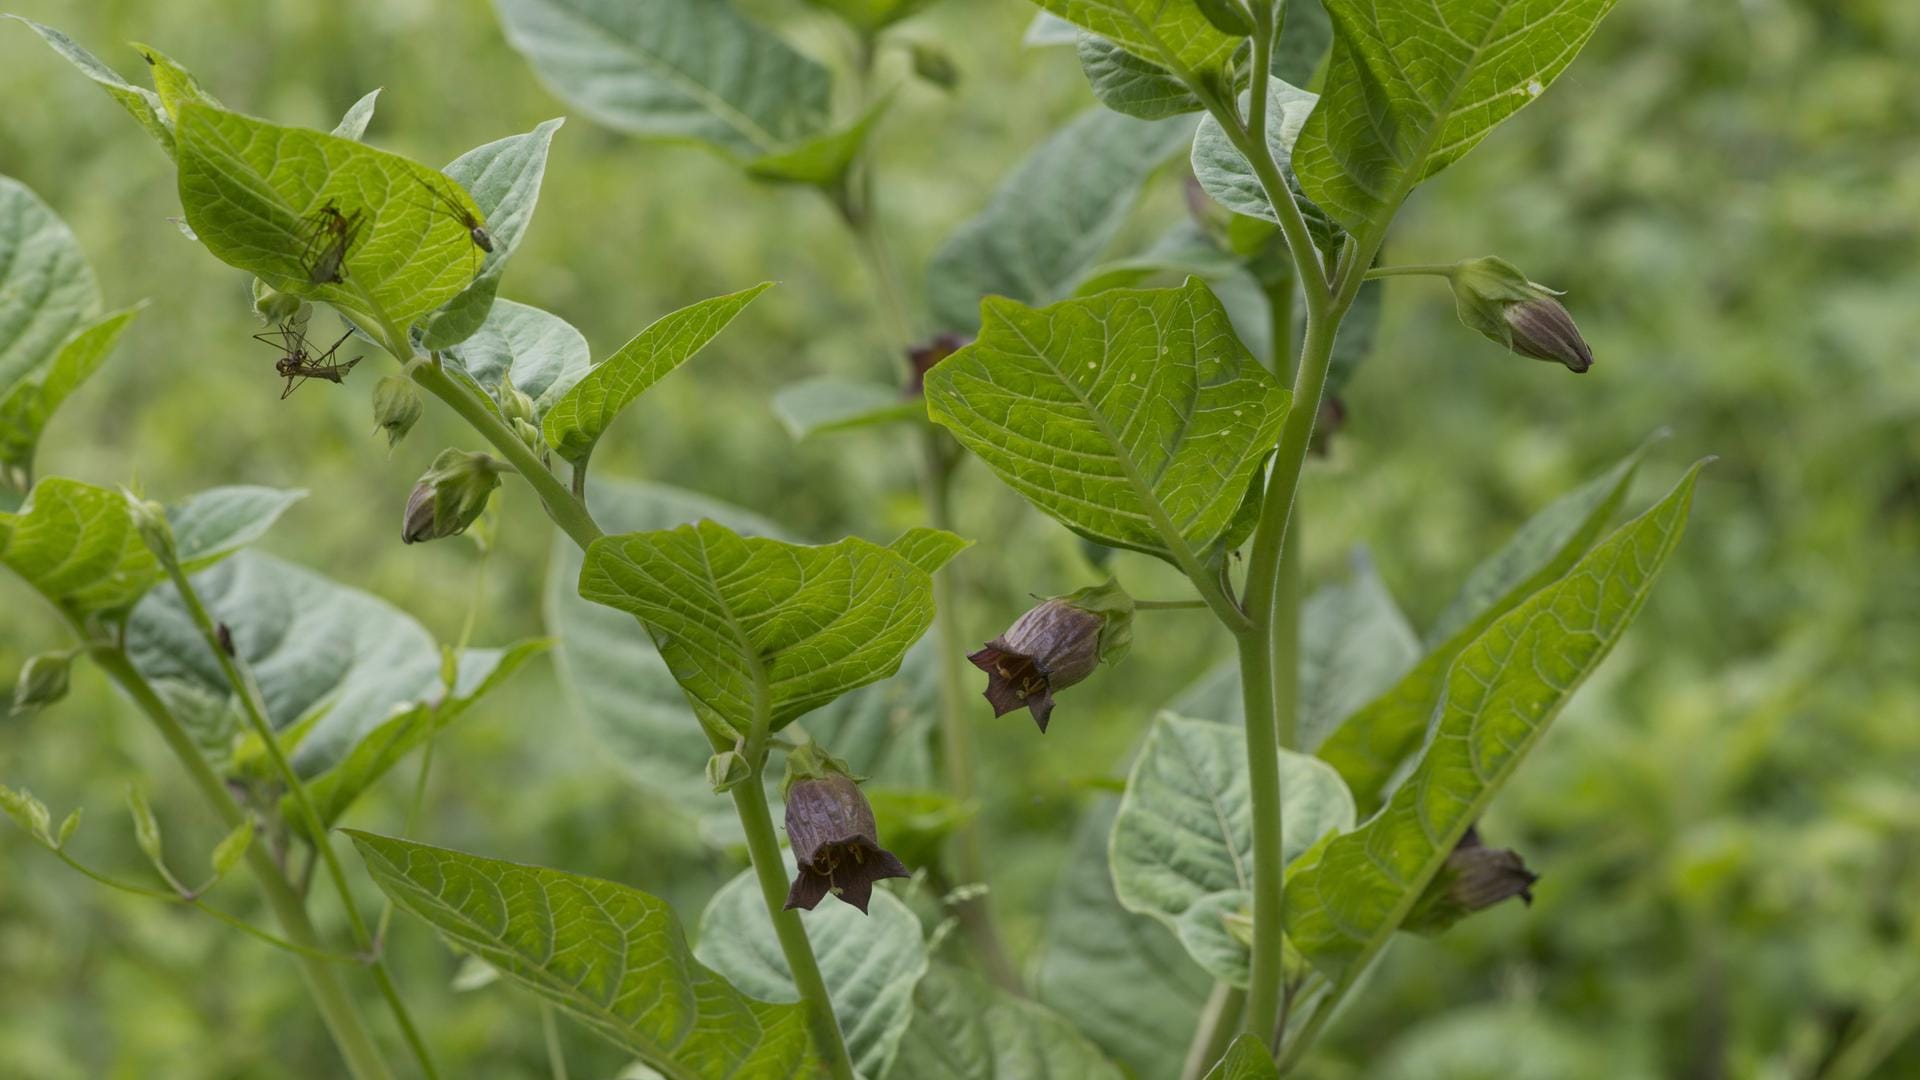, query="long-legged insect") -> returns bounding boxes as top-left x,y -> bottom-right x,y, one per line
252,323 -> 362,399
299,200 -> 364,285
409,173 -> 492,277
